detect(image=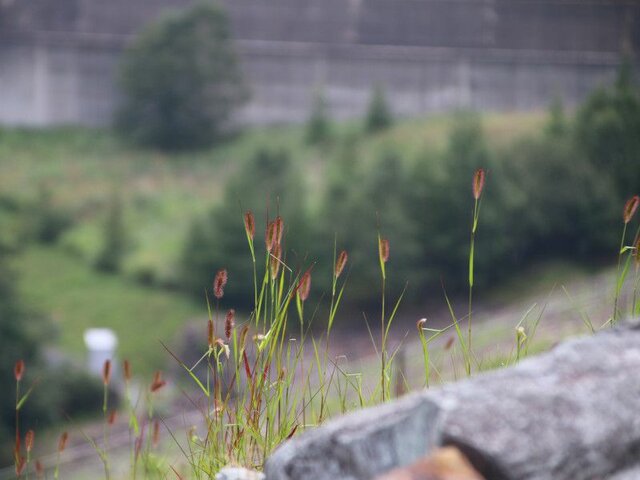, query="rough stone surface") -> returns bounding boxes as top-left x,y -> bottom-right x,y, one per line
265,393 -> 440,480
266,320 -> 640,480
